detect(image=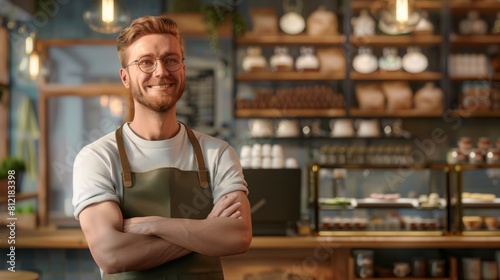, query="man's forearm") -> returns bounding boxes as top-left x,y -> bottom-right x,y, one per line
150,216 -> 251,256
89,230 -> 191,274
